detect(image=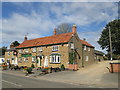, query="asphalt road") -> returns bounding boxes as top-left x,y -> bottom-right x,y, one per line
2,73 -> 86,88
